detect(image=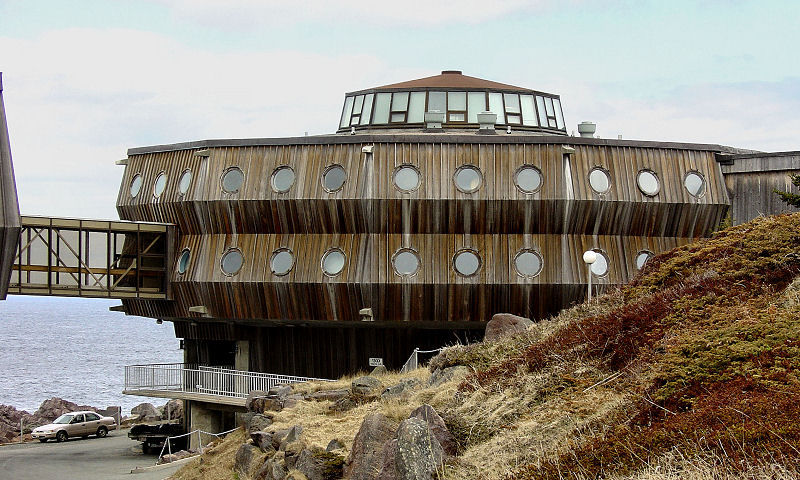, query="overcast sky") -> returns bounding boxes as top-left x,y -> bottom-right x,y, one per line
1,0 -> 799,220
